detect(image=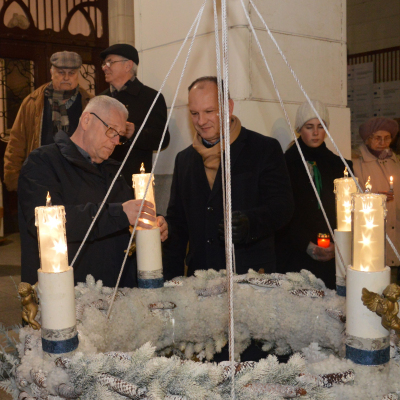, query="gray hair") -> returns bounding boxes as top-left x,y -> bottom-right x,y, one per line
84,95 -> 128,119
130,62 -> 138,77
